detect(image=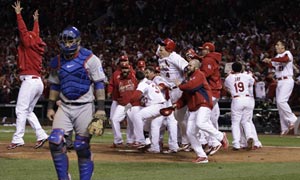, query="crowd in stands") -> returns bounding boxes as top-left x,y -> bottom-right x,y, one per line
0,0 -> 299,108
